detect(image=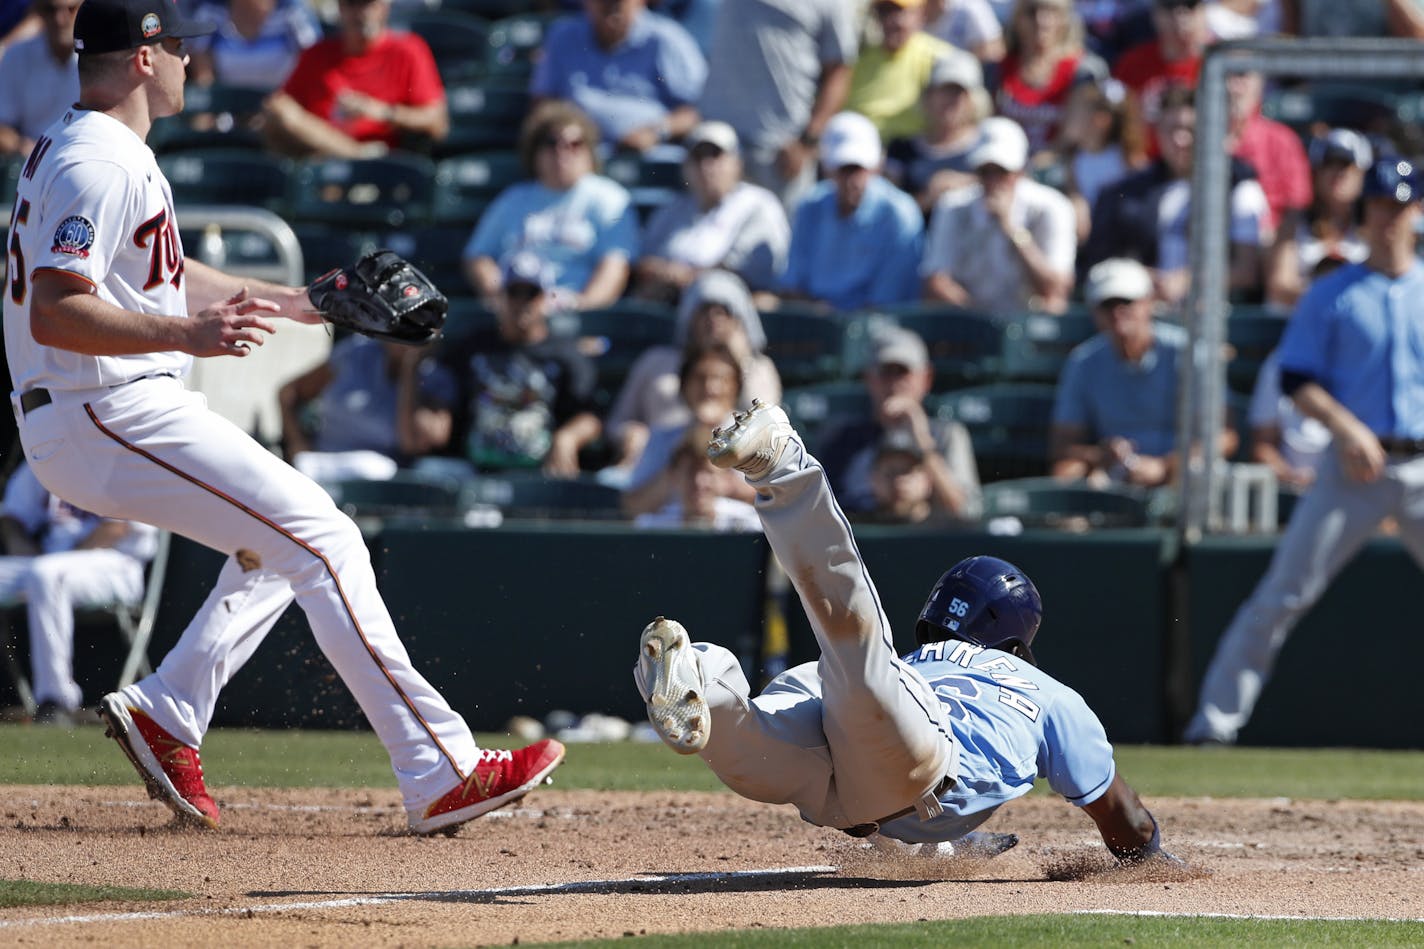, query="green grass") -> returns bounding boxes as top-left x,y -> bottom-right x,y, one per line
532,916 -> 1424,948
0,879 -> 190,908
2,725 -> 1421,799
